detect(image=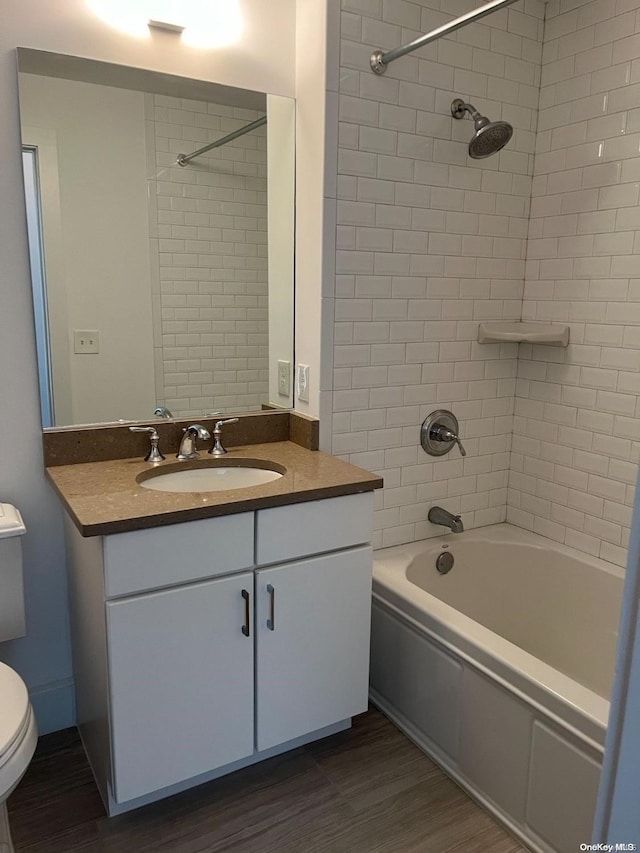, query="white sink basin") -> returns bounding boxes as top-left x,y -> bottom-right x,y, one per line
139,463 -> 284,493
